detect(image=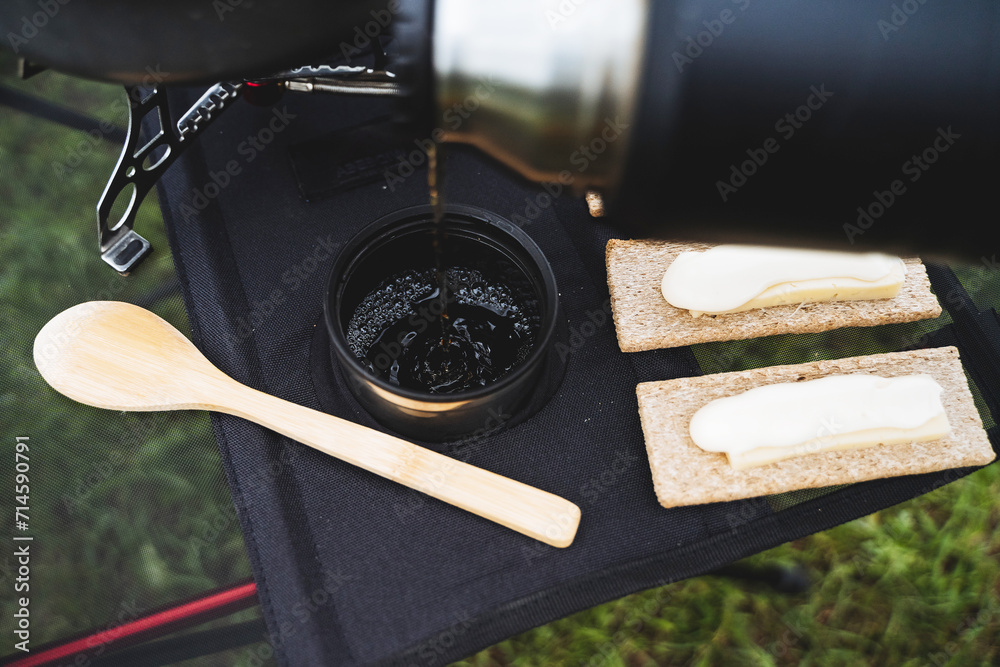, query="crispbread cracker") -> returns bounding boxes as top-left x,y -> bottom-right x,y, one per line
637,347 -> 995,508
606,239 -> 942,352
